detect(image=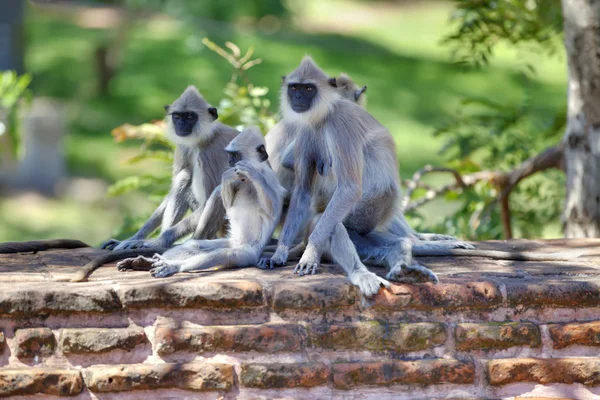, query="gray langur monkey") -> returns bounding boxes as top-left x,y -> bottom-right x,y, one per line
117,126 -> 286,278
258,57 -> 580,297
265,73 -> 367,196
101,85 -> 238,252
